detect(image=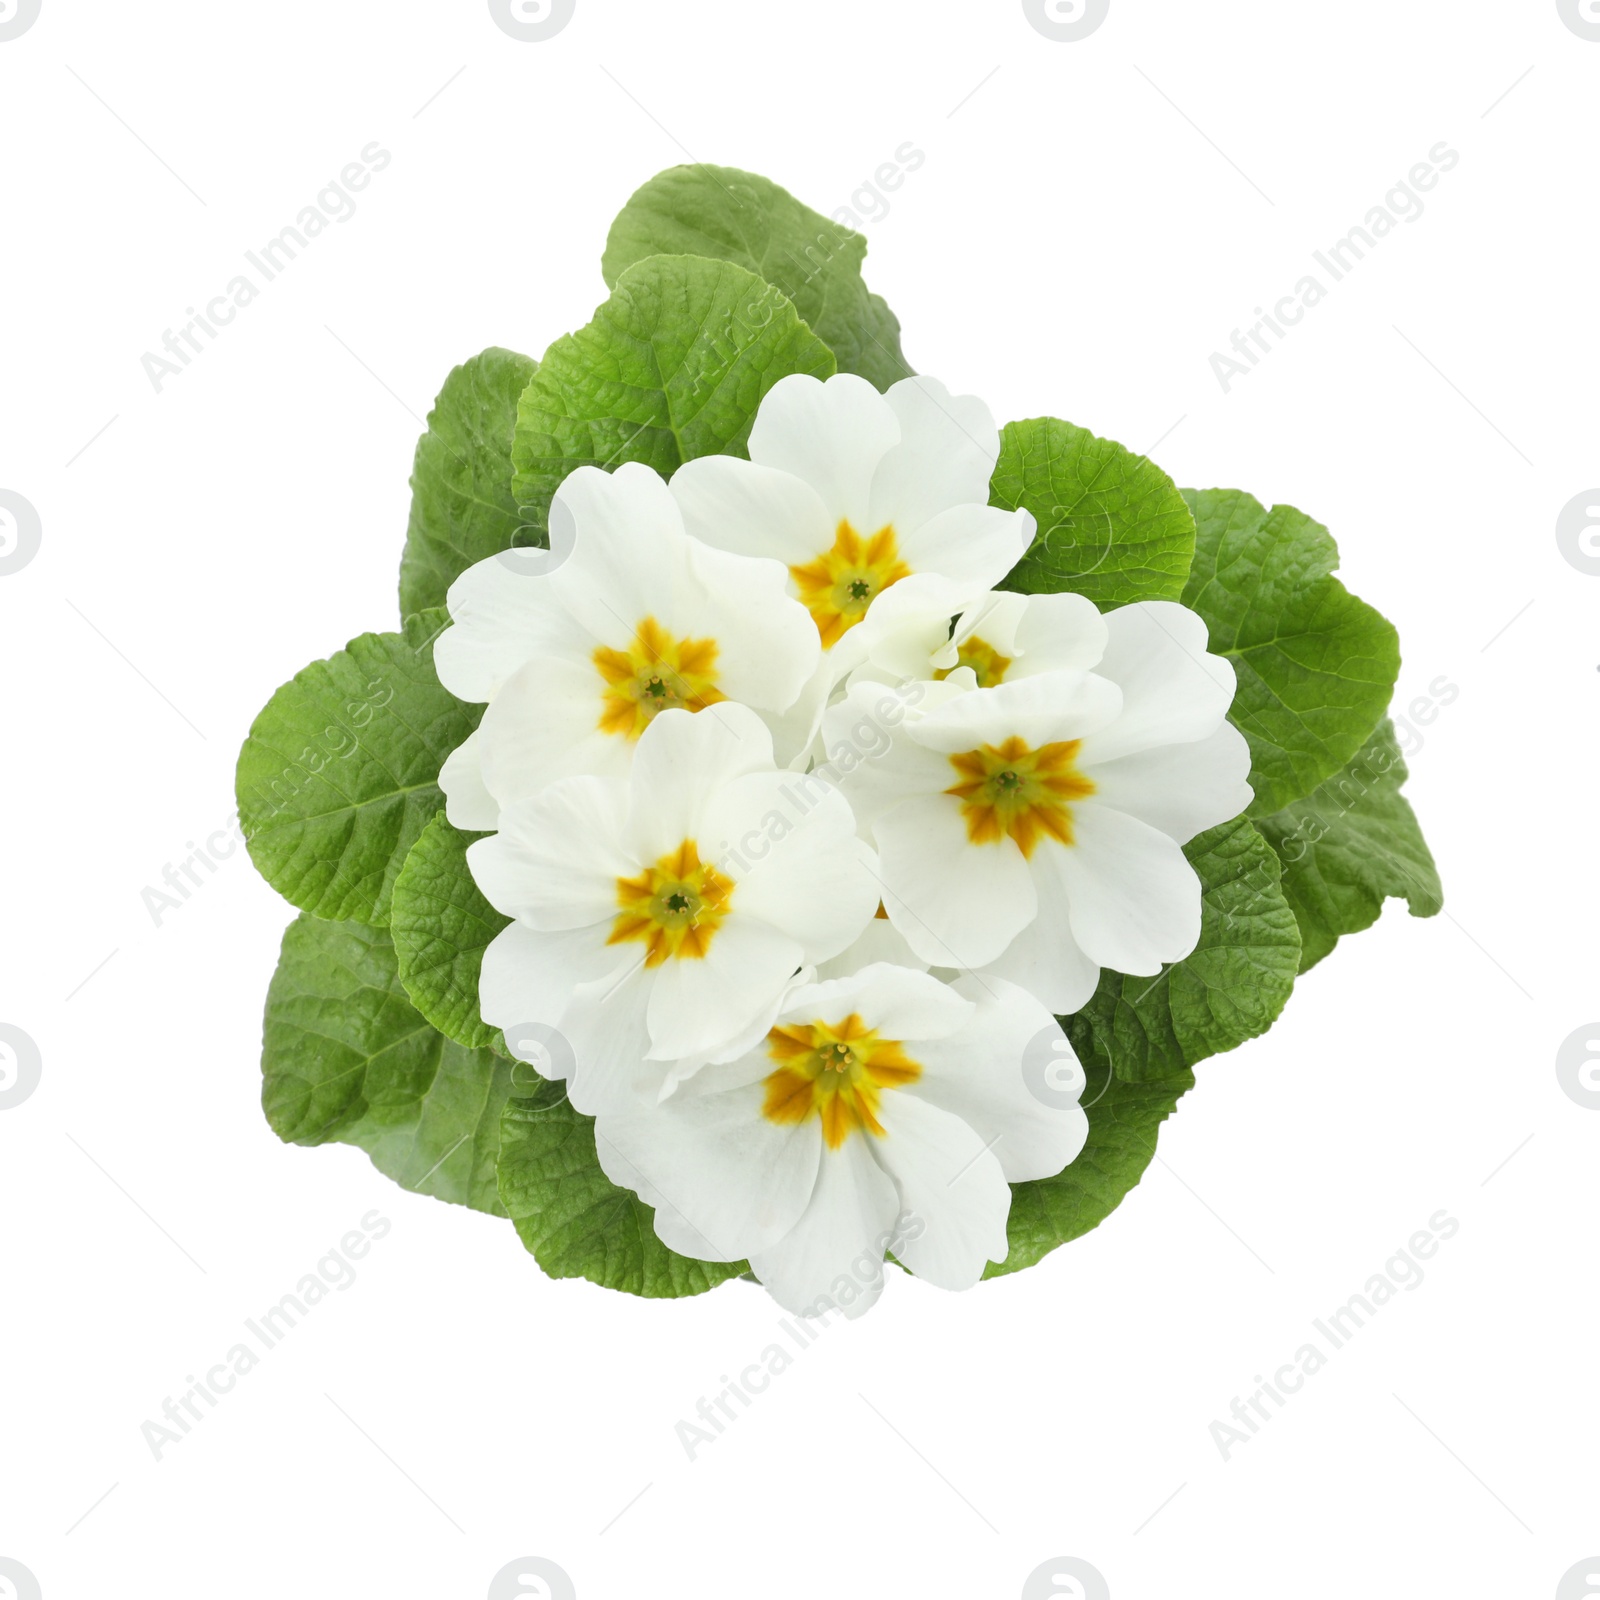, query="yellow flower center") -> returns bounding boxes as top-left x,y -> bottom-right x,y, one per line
593,617 -> 725,740
761,1014 -> 922,1149
789,520 -> 911,648
945,737 -> 1096,858
608,841 -> 733,967
936,634 -> 1013,688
